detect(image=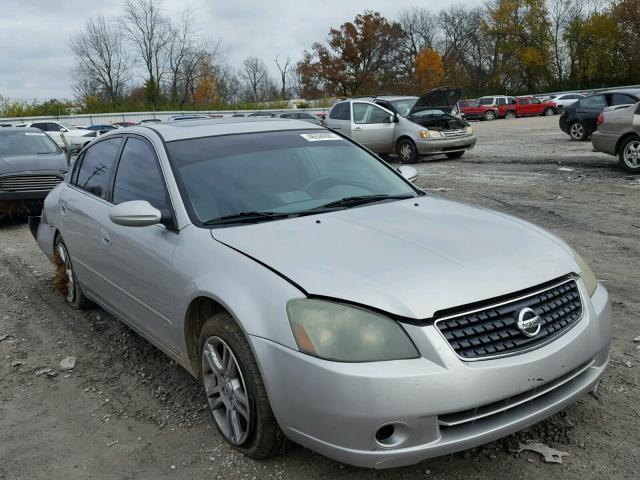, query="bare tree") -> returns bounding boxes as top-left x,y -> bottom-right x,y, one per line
121,0 -> 171,98
69,16 -> 131,105
275,56 -> 291,99
398,7 -> 439,57
240,56 -> 270,102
